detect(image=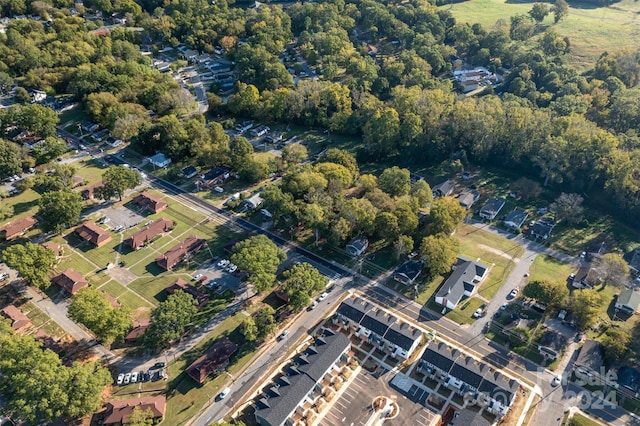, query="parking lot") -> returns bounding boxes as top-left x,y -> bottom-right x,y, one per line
319,369 -> 437,426
191,258 -> 242,295
101,205 -> 146,231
